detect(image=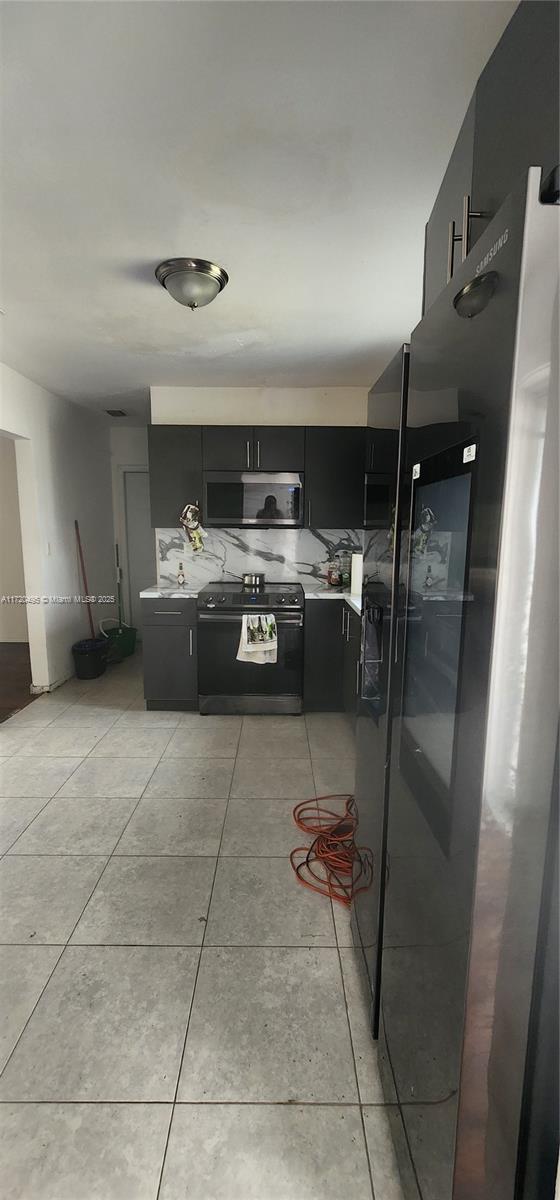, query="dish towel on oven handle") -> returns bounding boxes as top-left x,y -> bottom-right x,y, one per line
236,613 -> 278,665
